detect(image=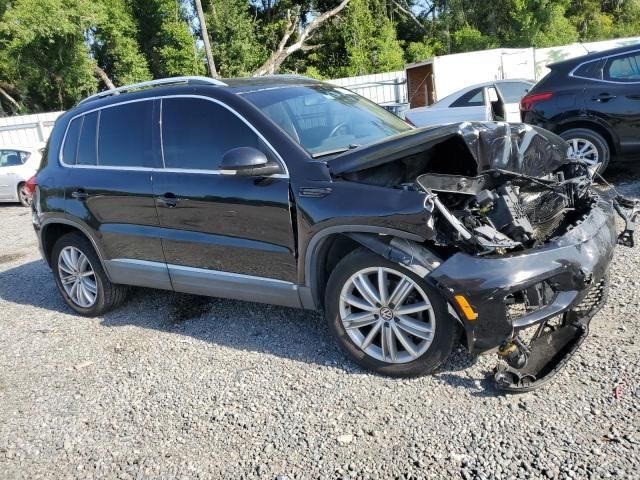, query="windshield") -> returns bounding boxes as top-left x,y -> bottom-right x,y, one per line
241,84 -> 411,157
